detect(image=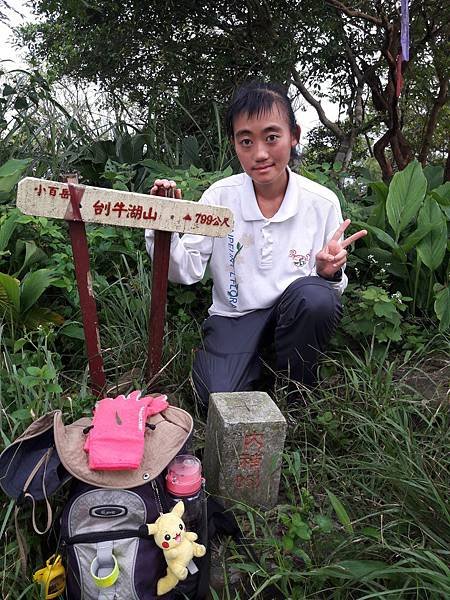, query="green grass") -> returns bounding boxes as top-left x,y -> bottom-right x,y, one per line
220,344 -> 449,599
0,269 -> 448,598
